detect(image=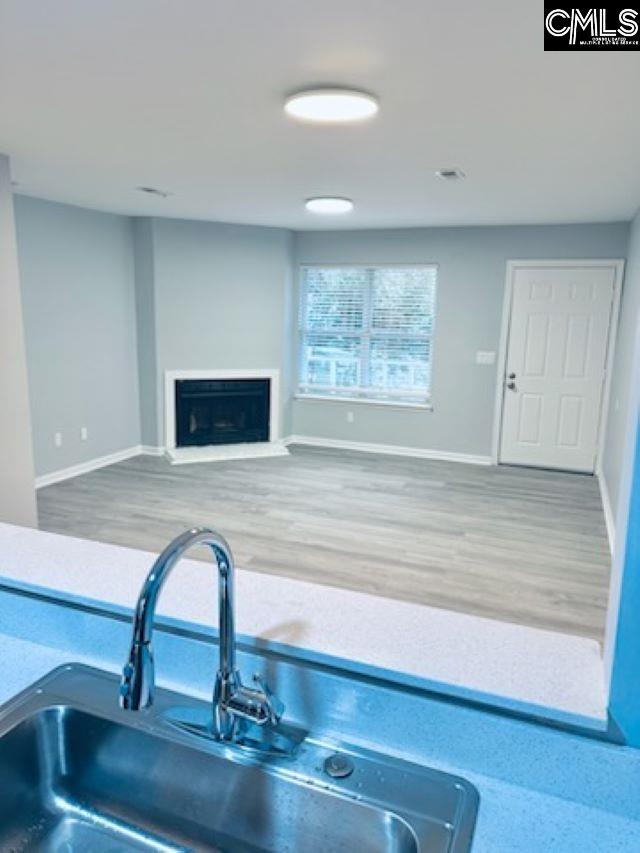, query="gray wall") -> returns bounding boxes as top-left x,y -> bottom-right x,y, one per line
0,155 -> 37,525
292,224 -> 630,456
15,196 -> 140,476
13,198 -> 632,472
602,211 -> 640,525
132,218 -> 158,448
142,217 -> 293,446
